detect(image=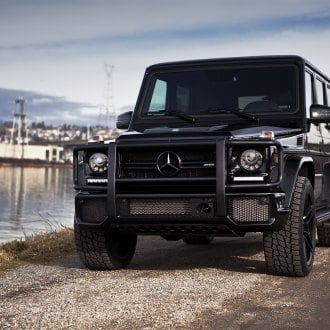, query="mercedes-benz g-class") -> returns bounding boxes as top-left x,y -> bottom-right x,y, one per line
73,55 -> 330,276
